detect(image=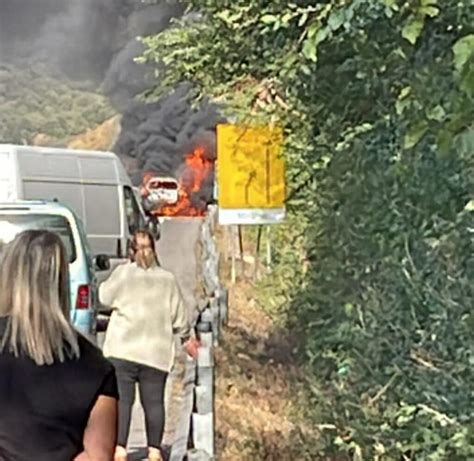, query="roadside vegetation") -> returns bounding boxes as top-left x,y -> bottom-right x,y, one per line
144,1 -> 473,459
